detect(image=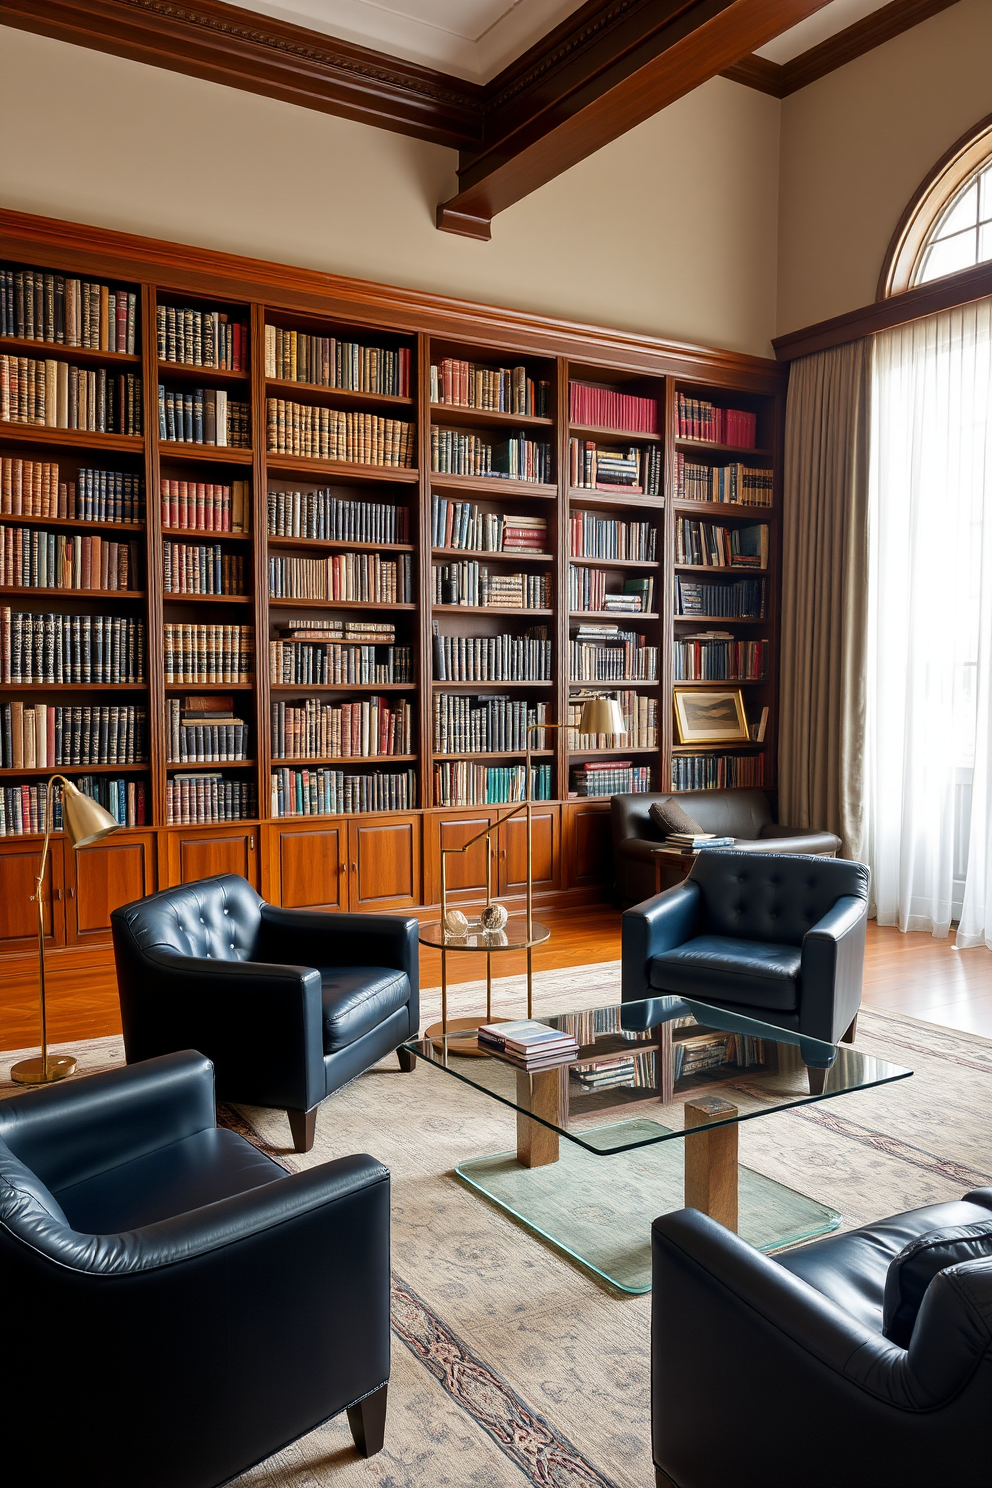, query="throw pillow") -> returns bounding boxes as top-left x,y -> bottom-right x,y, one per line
649,797 -> 704,837
882,1220 -> 992,1348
